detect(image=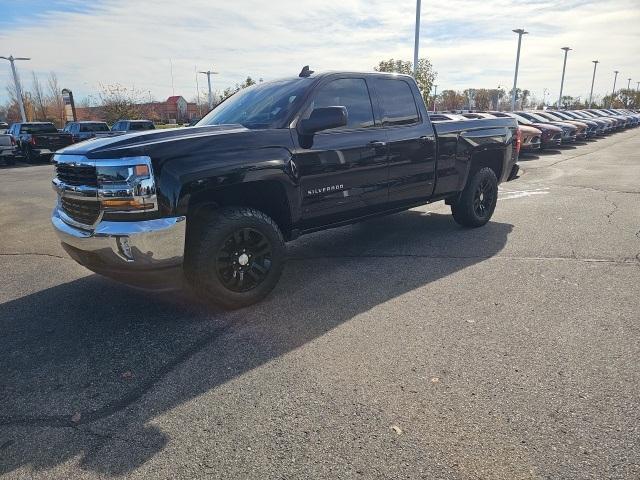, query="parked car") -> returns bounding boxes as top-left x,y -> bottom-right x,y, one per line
461,112 -> 541,151
8,122 -> 73,163
573,110 -> 616,133
564,111 -> 609,135
488,111 -> 562,149
0,121 -> 9,133
110,119 -> 155,133
534,111 -> 588,140
585,110 -> 625,130
516,111 -> 577,144
0,131 -> 16,165
62,121 -> 118,143
550,110 -> 599,137
51,70 -> 520,308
